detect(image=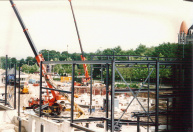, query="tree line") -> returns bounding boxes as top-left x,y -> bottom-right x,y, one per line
0,42 -> 191,81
